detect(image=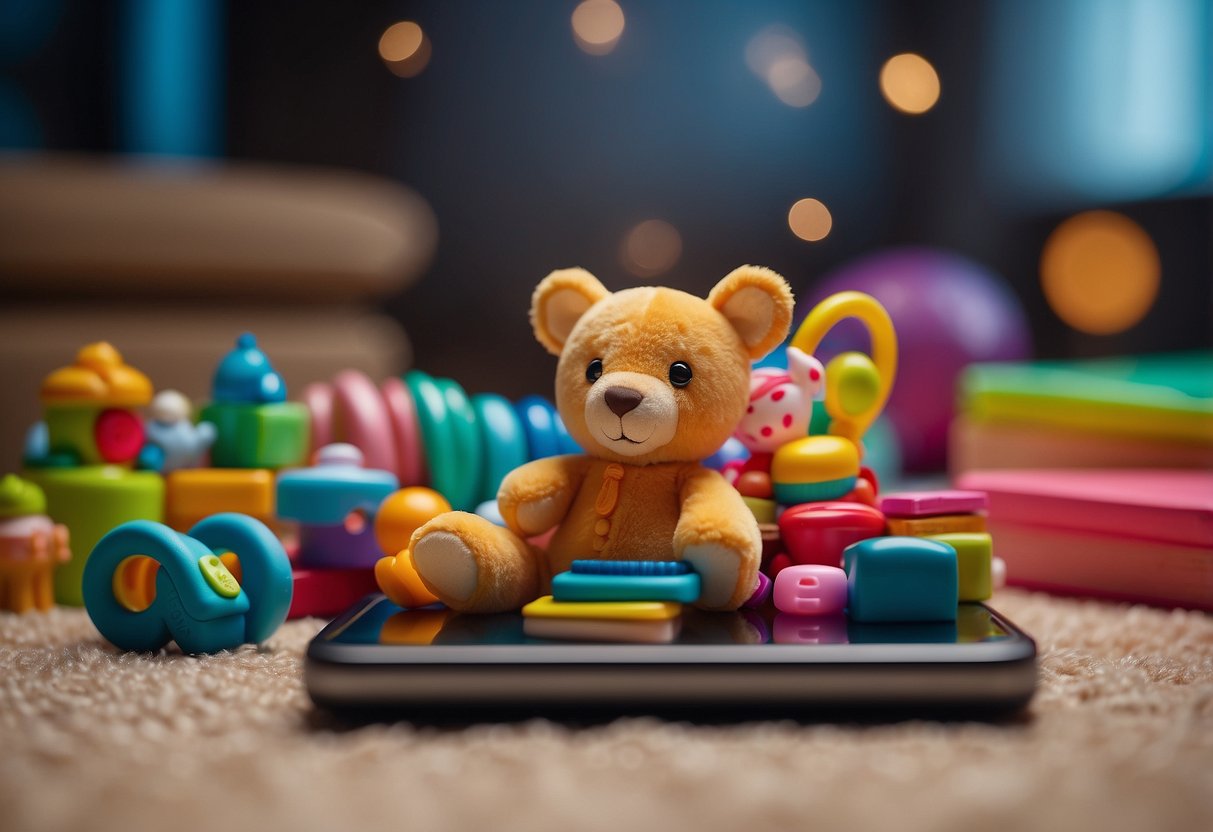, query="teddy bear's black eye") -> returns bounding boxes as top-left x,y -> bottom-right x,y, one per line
668,361 -> 693,388
586,358 -> 603,383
